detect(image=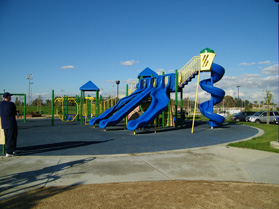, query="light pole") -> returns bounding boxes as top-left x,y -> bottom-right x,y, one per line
27,74 -> 33,105
116,80 -> 120,100
237,86 -> 240,99
30,82 -> 33,104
